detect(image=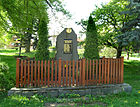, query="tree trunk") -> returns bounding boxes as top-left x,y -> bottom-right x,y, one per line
25,31 -> 32,53
127,50 -> 129,60
116,46 -> 122,58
